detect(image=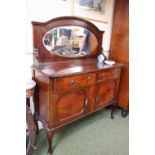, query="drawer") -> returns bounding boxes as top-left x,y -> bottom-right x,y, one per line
54,73 -> 96,92
98,68 -> 120,82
